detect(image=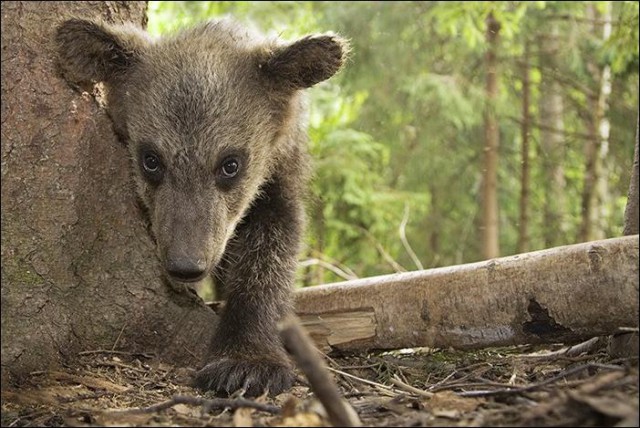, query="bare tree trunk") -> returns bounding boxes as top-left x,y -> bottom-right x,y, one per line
518,41 -> 531,254
538,22 -> 567,248
1,1 -> 217,383
580,3 -> 613,242
294,236 -> 639,353
482,12 -> 501,259
624,114 -> 639,235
